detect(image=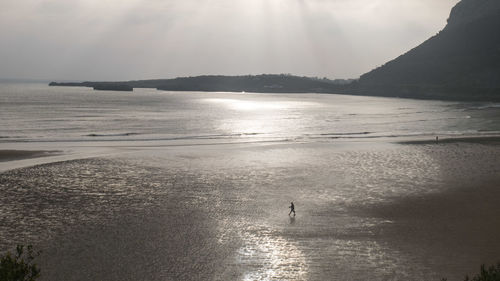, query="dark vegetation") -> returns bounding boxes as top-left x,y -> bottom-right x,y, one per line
442,263 -> 500,281
49,74 -> 352,94
0,245 -> 40,281
49,0 -> 500,101
93,84 -> 133,91
154,75 -> 350,93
